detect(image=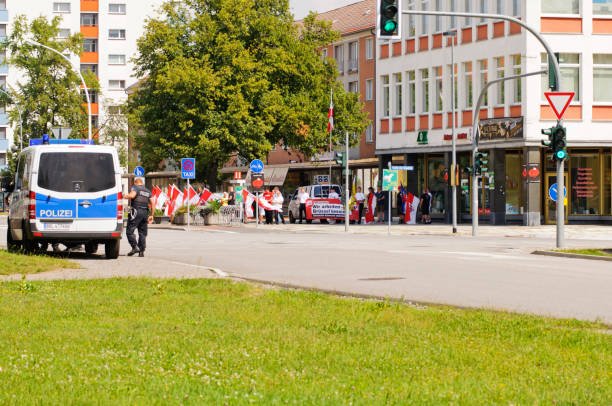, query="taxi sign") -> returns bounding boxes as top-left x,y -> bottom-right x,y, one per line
181,158 -> 196,179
